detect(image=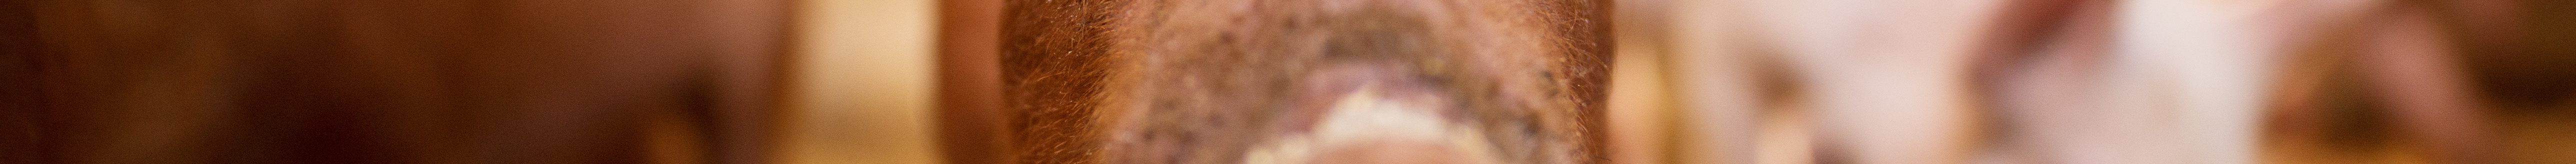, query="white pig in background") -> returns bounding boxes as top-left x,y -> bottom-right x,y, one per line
1609,0 -> 2508,163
